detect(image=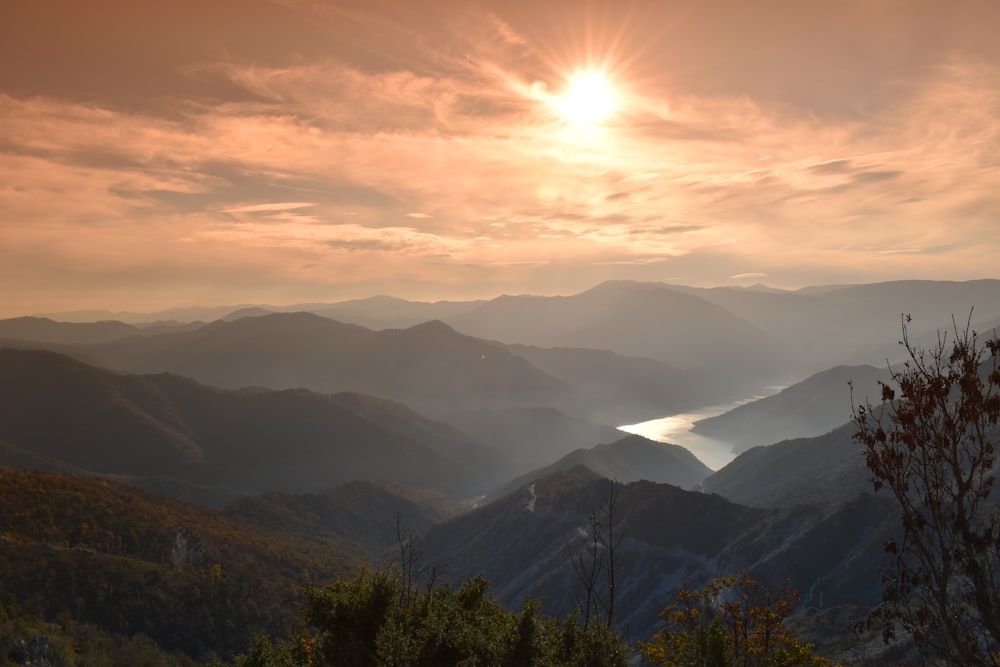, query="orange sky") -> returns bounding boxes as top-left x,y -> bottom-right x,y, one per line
1,0 -> 998,316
